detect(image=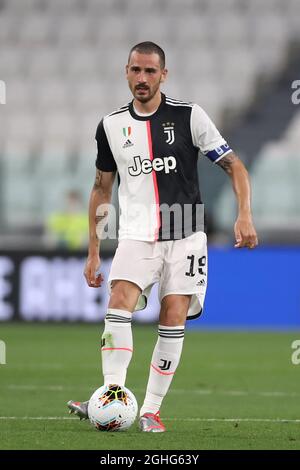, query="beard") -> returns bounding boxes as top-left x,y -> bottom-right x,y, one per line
135,93 -> 151,103
132,83 -> 160,103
